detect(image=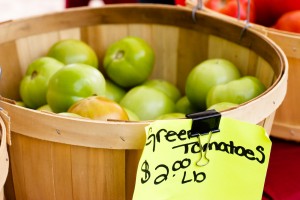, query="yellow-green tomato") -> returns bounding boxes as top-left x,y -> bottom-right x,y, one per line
207,102 -> 238,112
47,63 -> 106,113
206,76 -> 266,108
124,108 -> 140,121
15,101 -> 25,107
103,36 -> 155,88
68,96 -> 129,121
47,39 -> 98,68
185,58 -> 241,110
57,112 -> 85,119
175,96 -> 198,114
19,57 -> 64,109
120,85 -> 175,120
105,79 -> 127,102
37,104 -> 53,112
143,79 -> 182,102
